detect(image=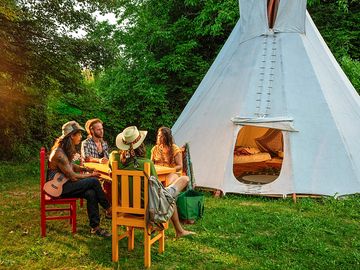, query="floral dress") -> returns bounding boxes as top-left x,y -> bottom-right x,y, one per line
151,144 -> 182,175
